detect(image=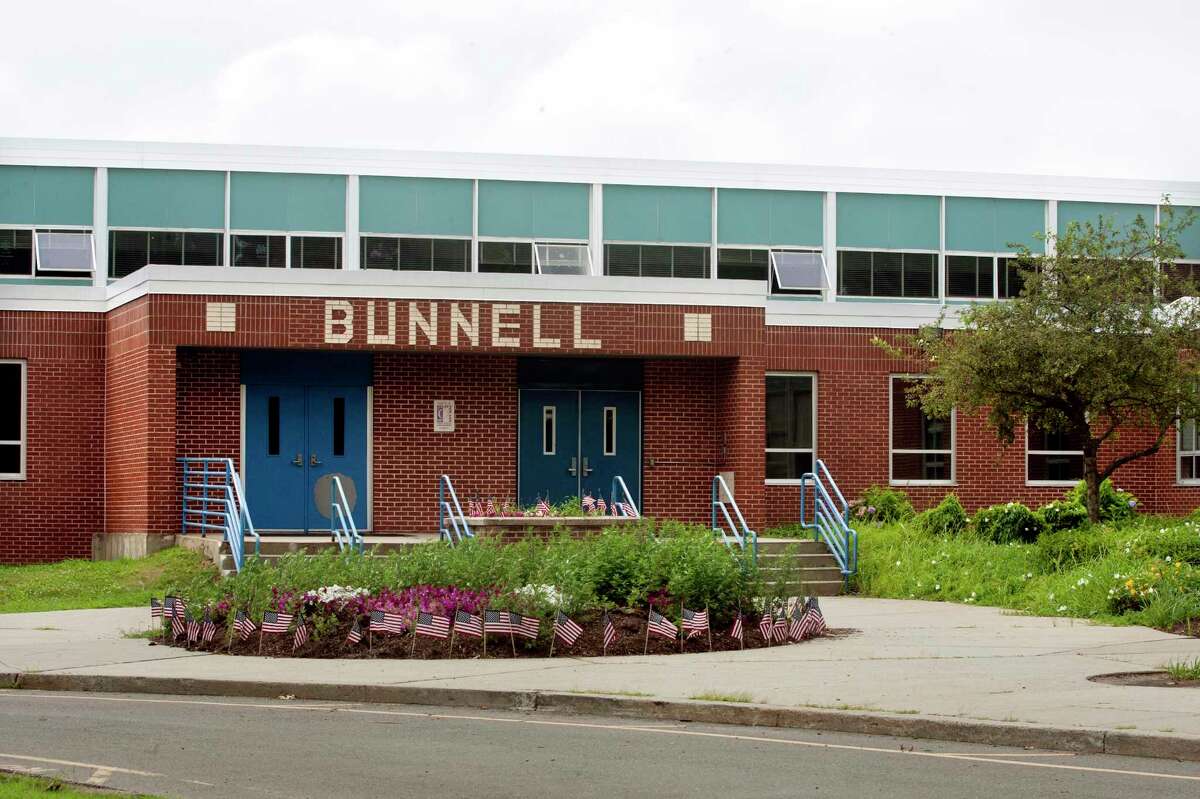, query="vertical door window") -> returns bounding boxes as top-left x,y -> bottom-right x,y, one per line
542,406 -> 556,454
333,396 -> 345,456
0,360 -> 26,478
603,406 -> 617,455
267,396 -> 280,456
765,374 -> 815,480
